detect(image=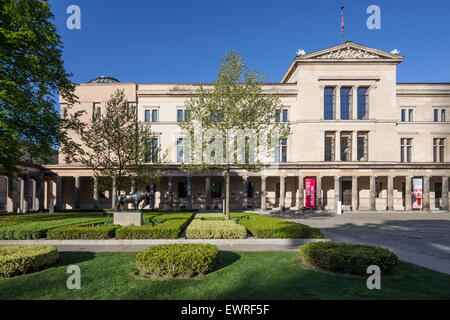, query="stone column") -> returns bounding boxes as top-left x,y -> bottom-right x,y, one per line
48,180 -> 54,213
423,176 -> 430,211
242,175 -> 248,210
442,176 -> 449,211
168,176 -> 173,210
335,131 -> 341,161
316,176 -> 322,210
186,175 -> 192,209
261,176 -> 267,211
334,176 -> 340,211
387,176 -> 394,211
369,176 -> 376,211
296,176 -> 304,209
37,173 -> 45,212
131,177 -> 136,193
335,86 -> 341,120
352,86 -> 358,120
74,176 -> 80,210
111,176 -> 117,209
56,176 -> 62,211
405,176 -> 412,211
19,176 -> 25,213
31,178 -> 36,211
352,131 -> 358,161
279,175 -> 285,210
205,176 -> 211,210
352,176 -> 358,211
93,176 -> 99,209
